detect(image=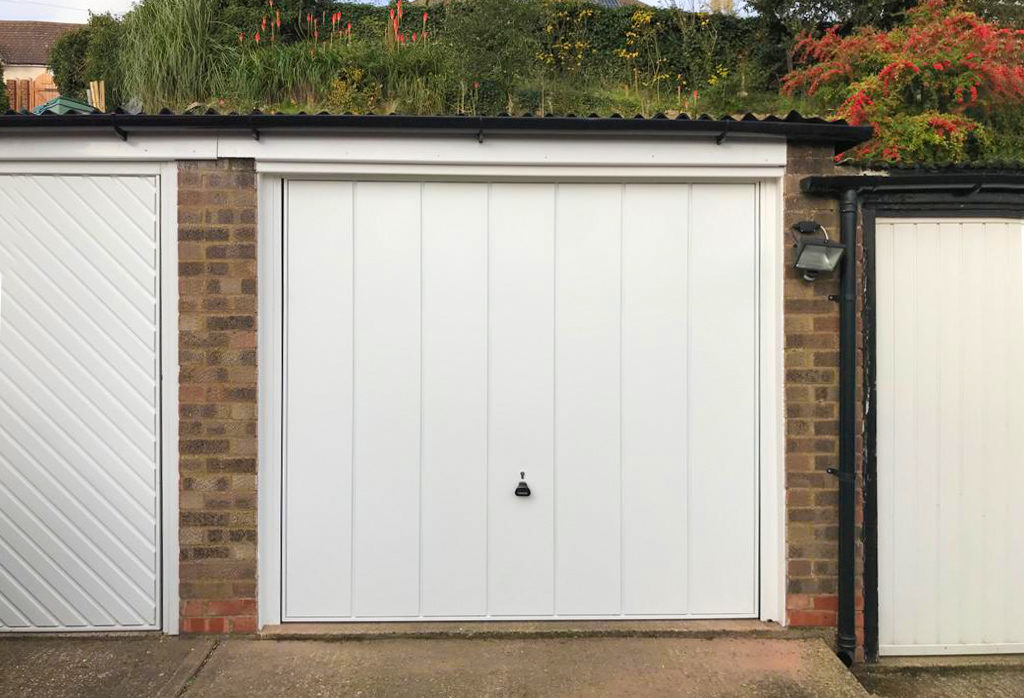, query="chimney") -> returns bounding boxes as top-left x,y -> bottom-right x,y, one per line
710,0 -> 734,13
